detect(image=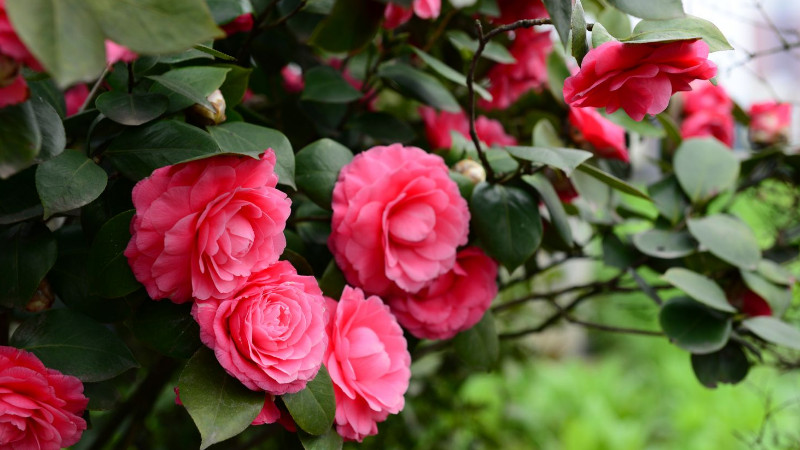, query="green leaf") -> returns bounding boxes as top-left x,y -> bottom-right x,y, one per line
83,379 -> 121,410
506,146 -> 592,176
606,0 -> 684,20
206,0 -> 252,24
10,309 -> 139,382
757,260 -> 794,286
542,0 -> 573,48
309,0 -> 384,52
627,15 -> 733,53
28,78 -> 67,118
545,50 -> 570,102
179,347 -> 264,450
471,183 -> 542,271
295,139 -> 353,209
740,270 -> 792,317
35,149 -> 107,219
299,429 -> 344,450
411,47 -> 492,101
591,22 -> 616,48
217,64 -> 252,107
0,102 -> 42,178
597,7 -> 631,38
601,233 -> 637,269
674,138 -> 739,204
348,112 -> 415,144
318,260 -> 346,300
207,122 -> 296,189
106,120 -> 221,180
31,98 -> 66,162
0,167 -> 43,224
283,365 -> 336,435
662,268 -> 736,313
454,311 -> 499,370
687,214 -> 761,271
6,0 -> 105,86
88,210 -> 141,298
632,229 -> 696,259
90,0 -> 223,54
691,343 -> 750,388
0,225 -> 57,307
378,62 -> 461,112
95,91 -> 169,126
601,110 -> 665,138
148,66 -> 231,111
446,30 -> 516,64
659,297 -> 732,354
192,44 -> 236,61
301,66 -> 363,103
743,317 -> 800,350
523,174 -> 573,246
532,119 -> 564,147
576,163 -> 650,199
648,176 -> 688,224
129,301 -> 202,359
571,0 -> 588,65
